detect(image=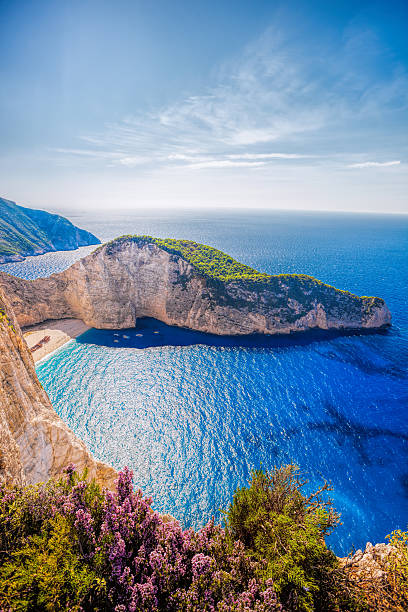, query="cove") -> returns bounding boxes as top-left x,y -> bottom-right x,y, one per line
36,316 -> 408,555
